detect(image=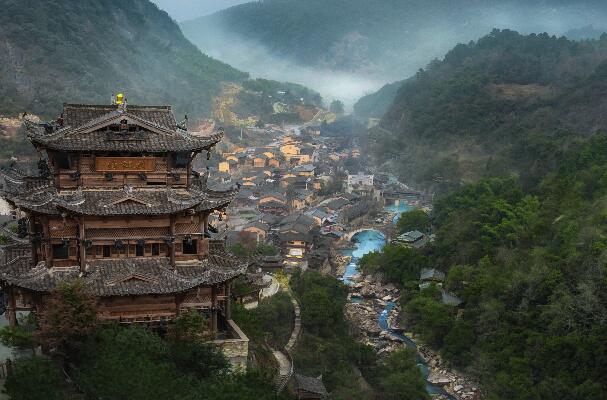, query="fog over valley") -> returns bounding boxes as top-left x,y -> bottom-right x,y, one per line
179,0 -> 607,108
